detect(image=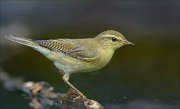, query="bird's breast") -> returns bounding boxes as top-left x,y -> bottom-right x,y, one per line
98,49 -> 114,68
73,49 -> 114,73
